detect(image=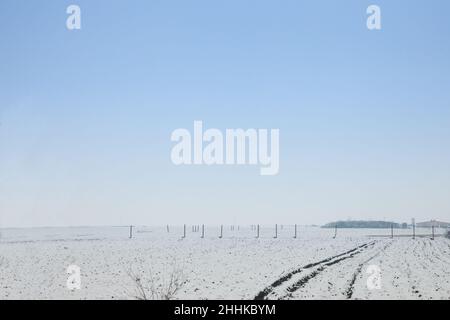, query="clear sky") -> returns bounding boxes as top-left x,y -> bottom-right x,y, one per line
1,0 -> 450,227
